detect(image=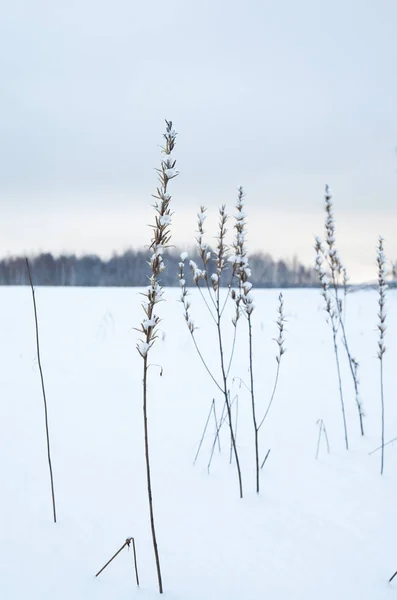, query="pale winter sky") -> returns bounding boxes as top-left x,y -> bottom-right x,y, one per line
1,0 -> 396,282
